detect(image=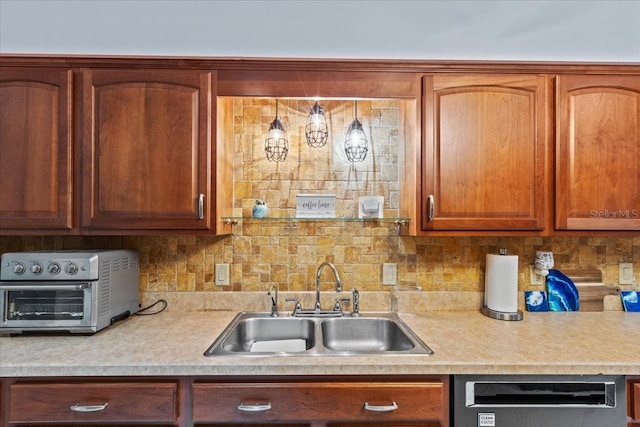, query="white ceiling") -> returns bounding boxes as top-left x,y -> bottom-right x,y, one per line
1,0 -> 639,62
